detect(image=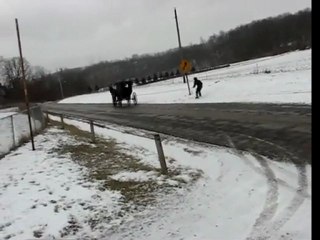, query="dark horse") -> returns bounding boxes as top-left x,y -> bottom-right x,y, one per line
109,81 -> 133,106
